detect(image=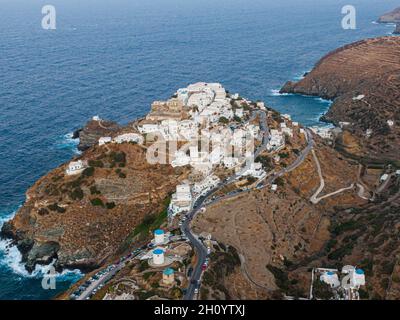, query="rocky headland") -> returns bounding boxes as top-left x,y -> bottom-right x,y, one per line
281,36 -> 400,163
74,118 -> 121,151
1,121 -> 187,272
377,7 -> 400,23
